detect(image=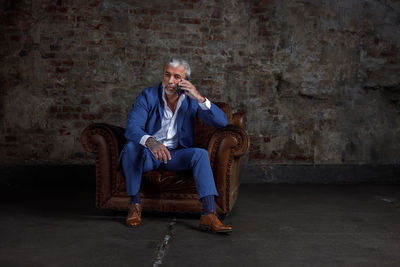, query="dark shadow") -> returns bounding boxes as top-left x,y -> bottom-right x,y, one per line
0,165 -> 236,232
0,165 -> 101,219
